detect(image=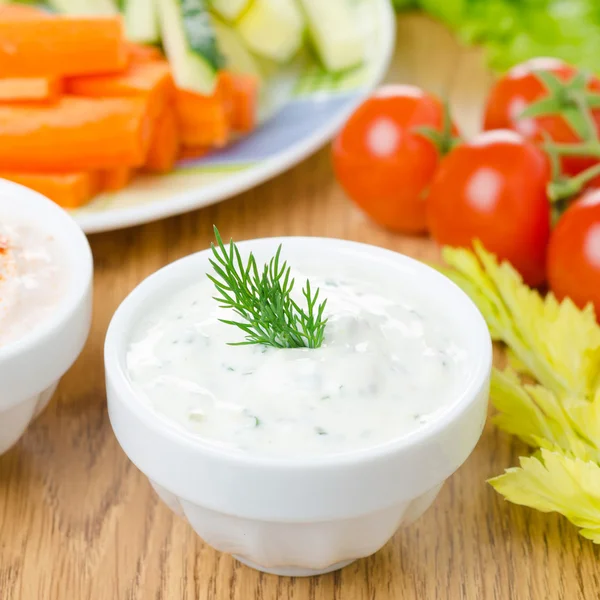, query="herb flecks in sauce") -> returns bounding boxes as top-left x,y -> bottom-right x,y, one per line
208,227 -> 328,349
127,270 -> 472,457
